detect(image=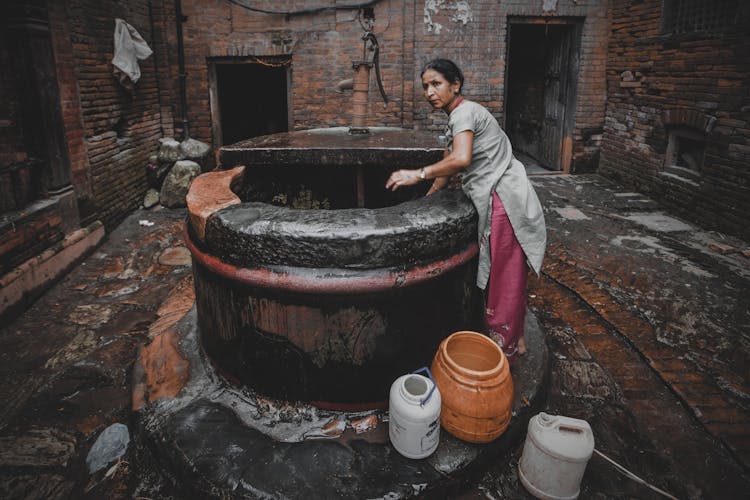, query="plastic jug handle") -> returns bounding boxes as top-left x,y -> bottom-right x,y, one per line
556,423 -> 586,434
412,366 -> 437,407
